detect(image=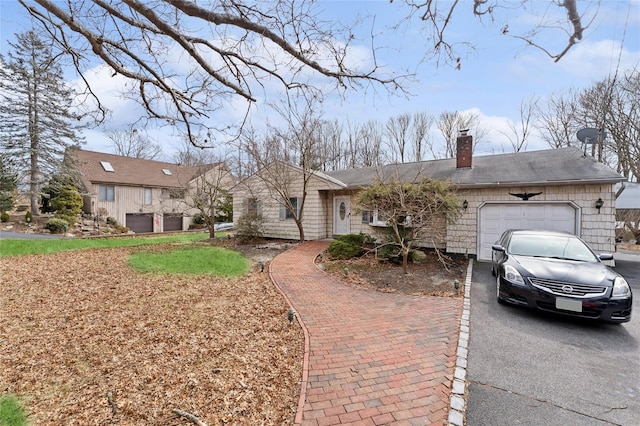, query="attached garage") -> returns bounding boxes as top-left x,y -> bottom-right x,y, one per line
477,202 -> 578,261
163,214 -> 183,232
126,213 -> 154,233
